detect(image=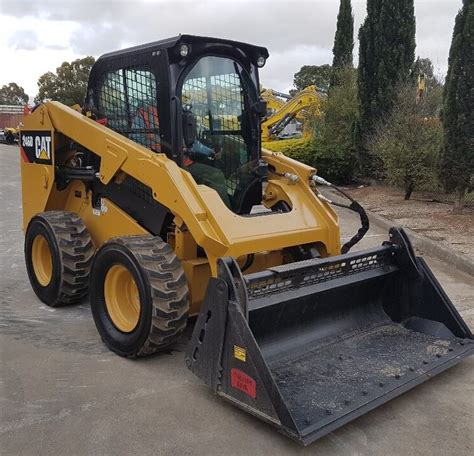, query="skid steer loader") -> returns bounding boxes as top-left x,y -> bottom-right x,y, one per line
20,35 -> 473,445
